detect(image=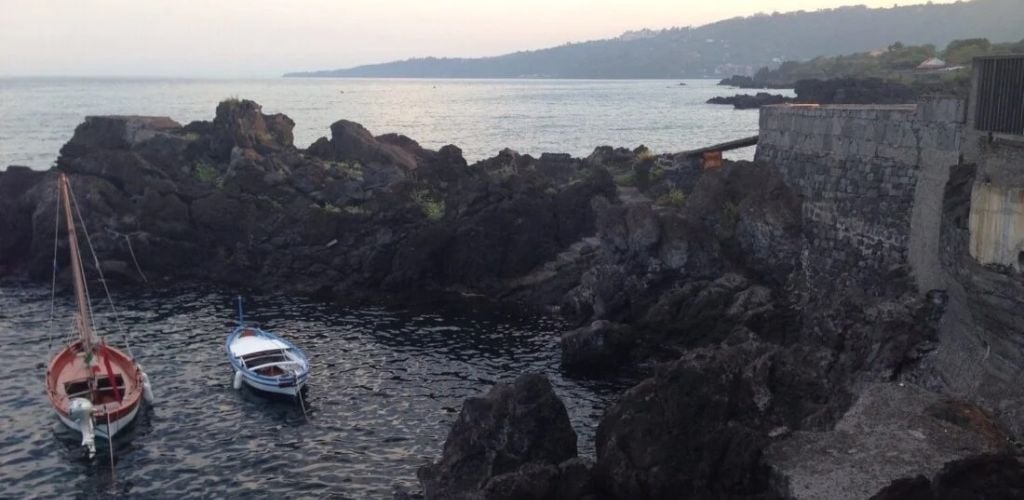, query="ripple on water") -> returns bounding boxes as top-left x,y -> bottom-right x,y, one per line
0,282 -> 630,498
